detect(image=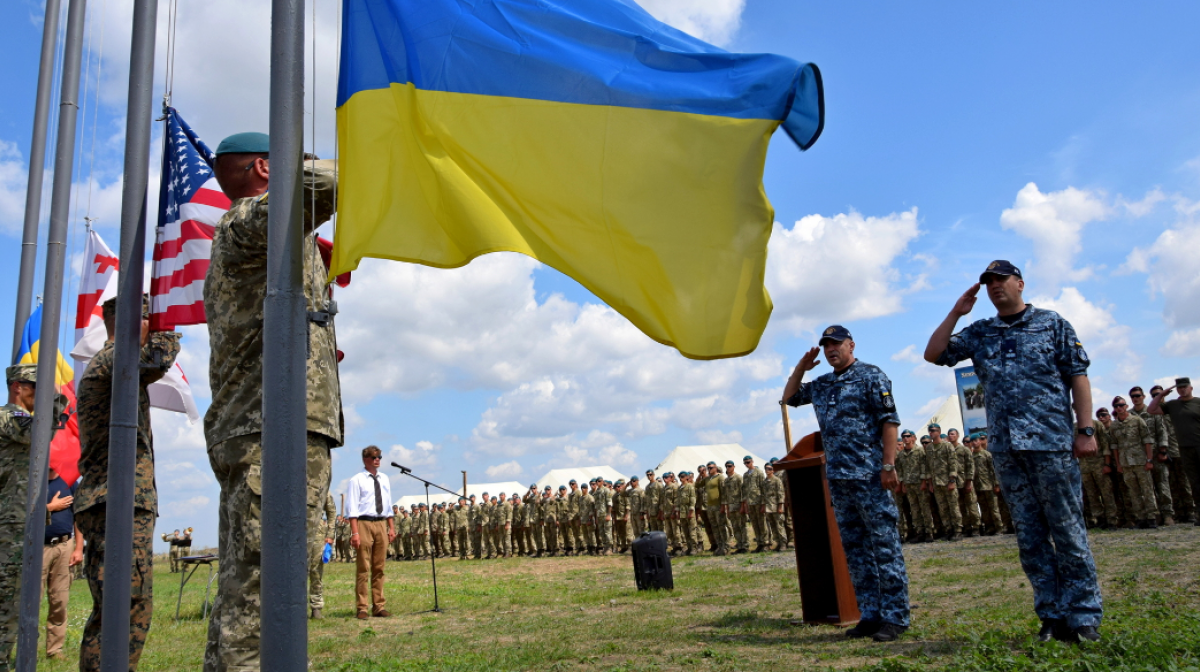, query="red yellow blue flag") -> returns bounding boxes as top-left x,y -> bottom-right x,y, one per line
16,305 -> 80,484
